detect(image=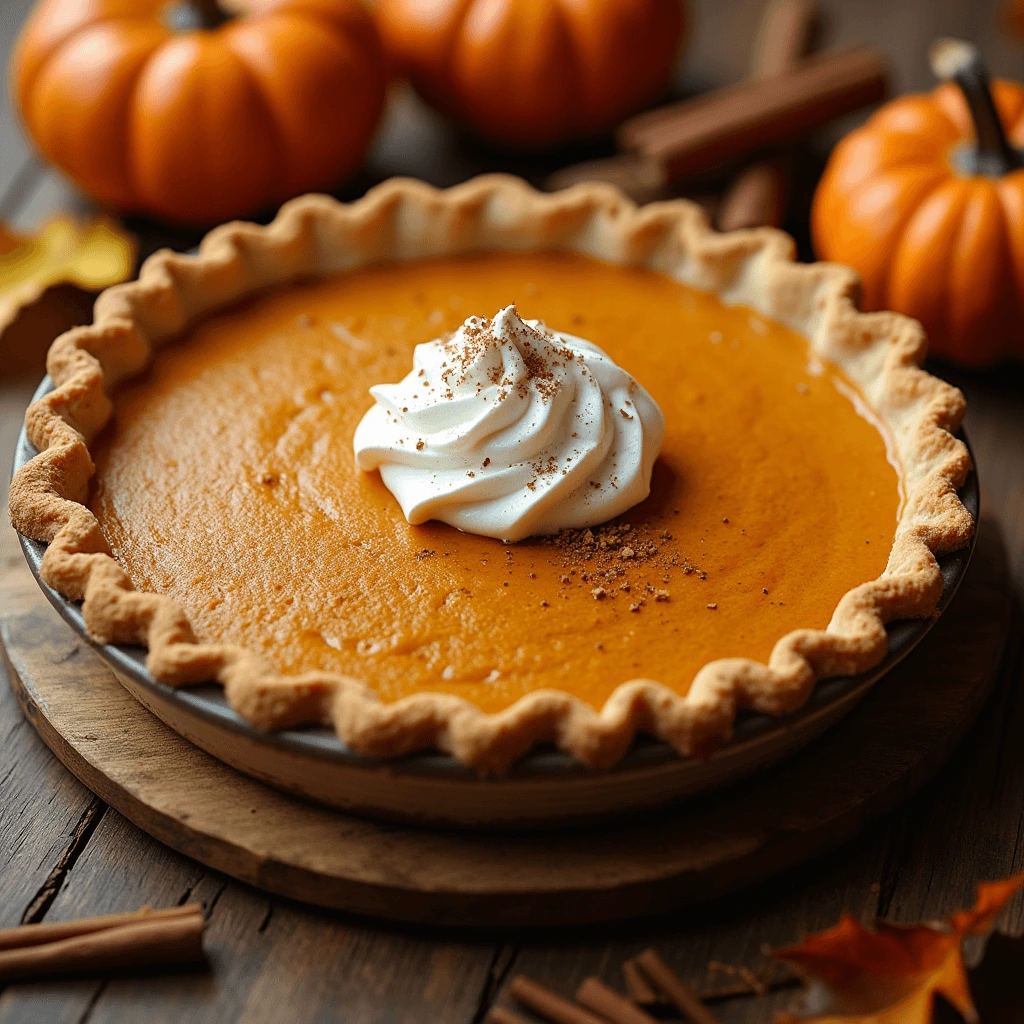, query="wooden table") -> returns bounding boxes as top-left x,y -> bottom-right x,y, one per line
2,2 -> 1024,1021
